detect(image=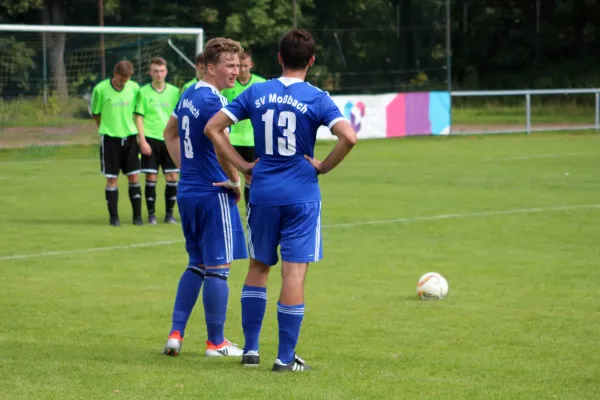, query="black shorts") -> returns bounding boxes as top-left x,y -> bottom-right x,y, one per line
141,137 -> 178,174
233,145 -> 256,163
100,134 -> 141,177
